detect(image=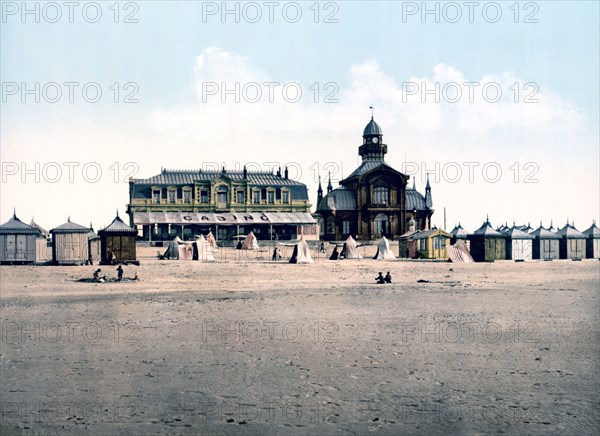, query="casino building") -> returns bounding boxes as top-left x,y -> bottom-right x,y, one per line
126,166 -> 316,241
314,116 -> 433,241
